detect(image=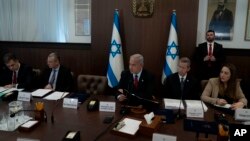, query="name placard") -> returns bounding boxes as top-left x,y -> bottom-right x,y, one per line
235,109 -> 250,121
186,108 -> 204,118
17,92 -> 31,102
99,101 -> 116,112
63,98 -> 78,109
152,133 -> 177,141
